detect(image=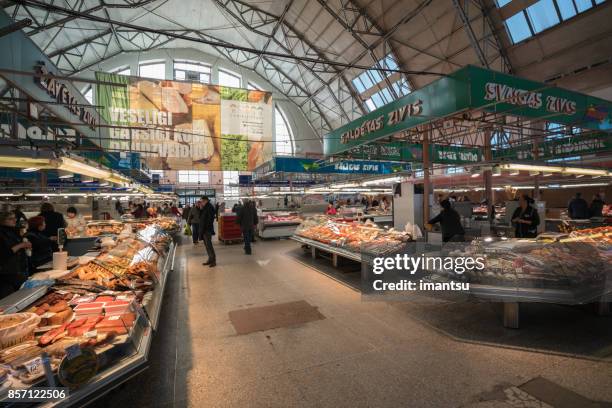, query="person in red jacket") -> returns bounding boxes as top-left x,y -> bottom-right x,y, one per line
325,202 -> 337,215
